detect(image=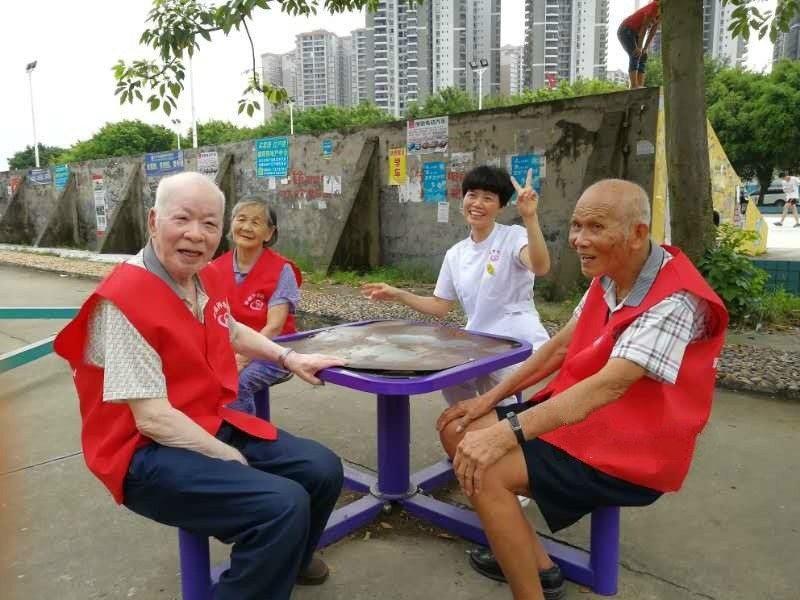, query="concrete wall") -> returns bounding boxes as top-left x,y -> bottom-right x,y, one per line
0,88 -> 660,297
